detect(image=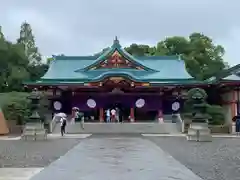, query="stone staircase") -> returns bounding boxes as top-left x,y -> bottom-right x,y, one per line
53,122 -> 181,134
